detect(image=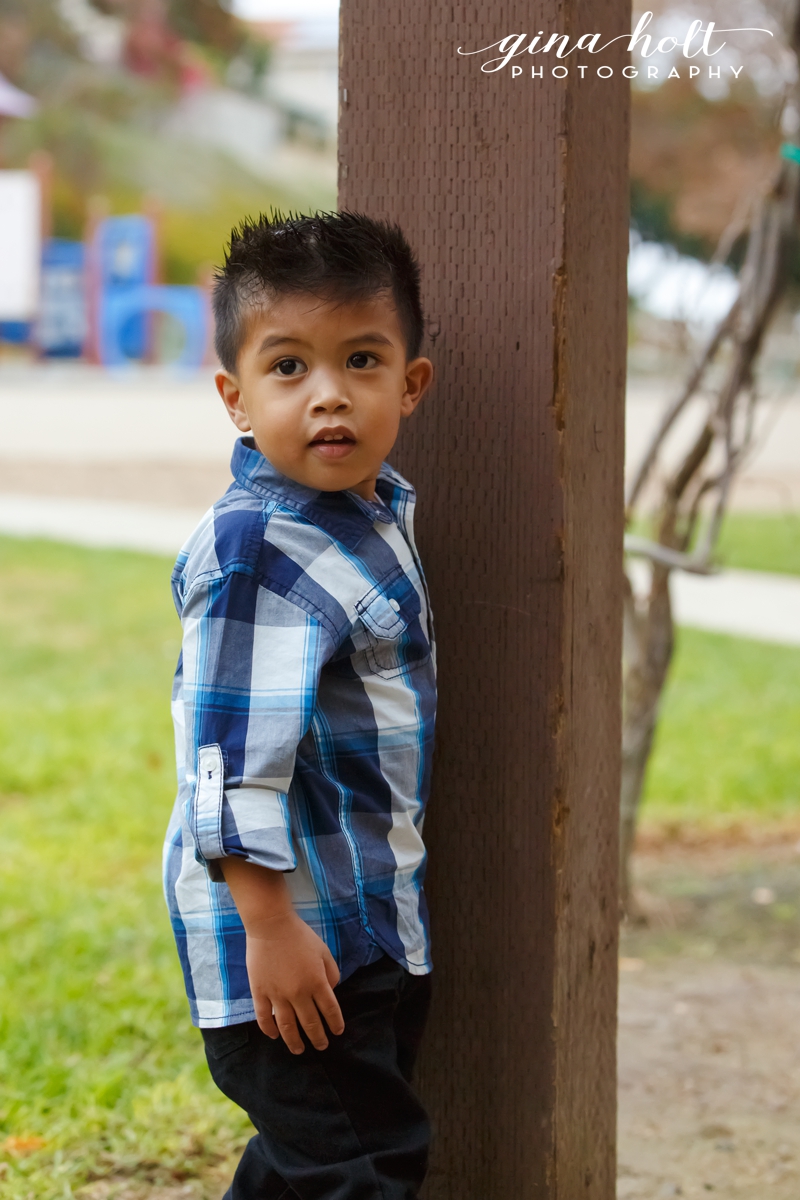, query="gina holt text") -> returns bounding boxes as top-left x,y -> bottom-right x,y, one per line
459,11 -> 772,74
